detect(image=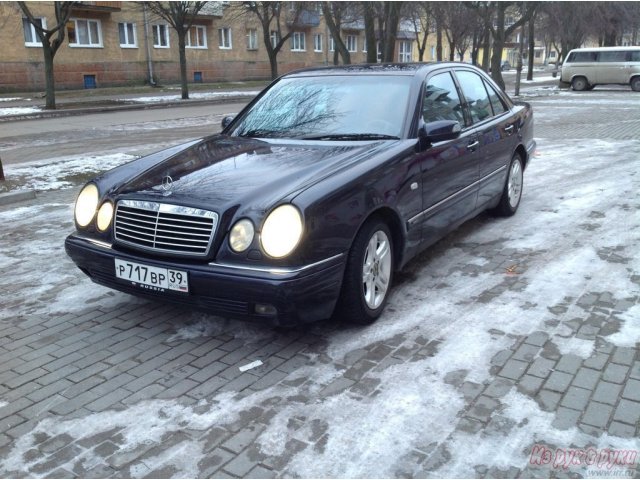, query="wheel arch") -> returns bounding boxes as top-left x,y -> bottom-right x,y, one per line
359,206 -> 406,272
515,144 -> 529,170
